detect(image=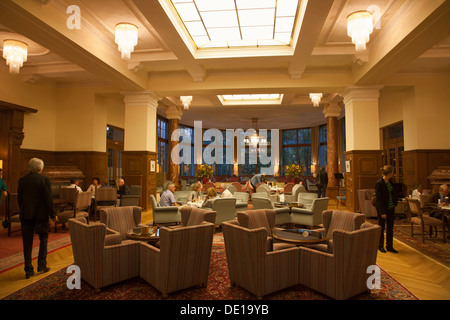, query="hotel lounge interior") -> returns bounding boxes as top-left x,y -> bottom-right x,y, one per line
0,0 -> 449,304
